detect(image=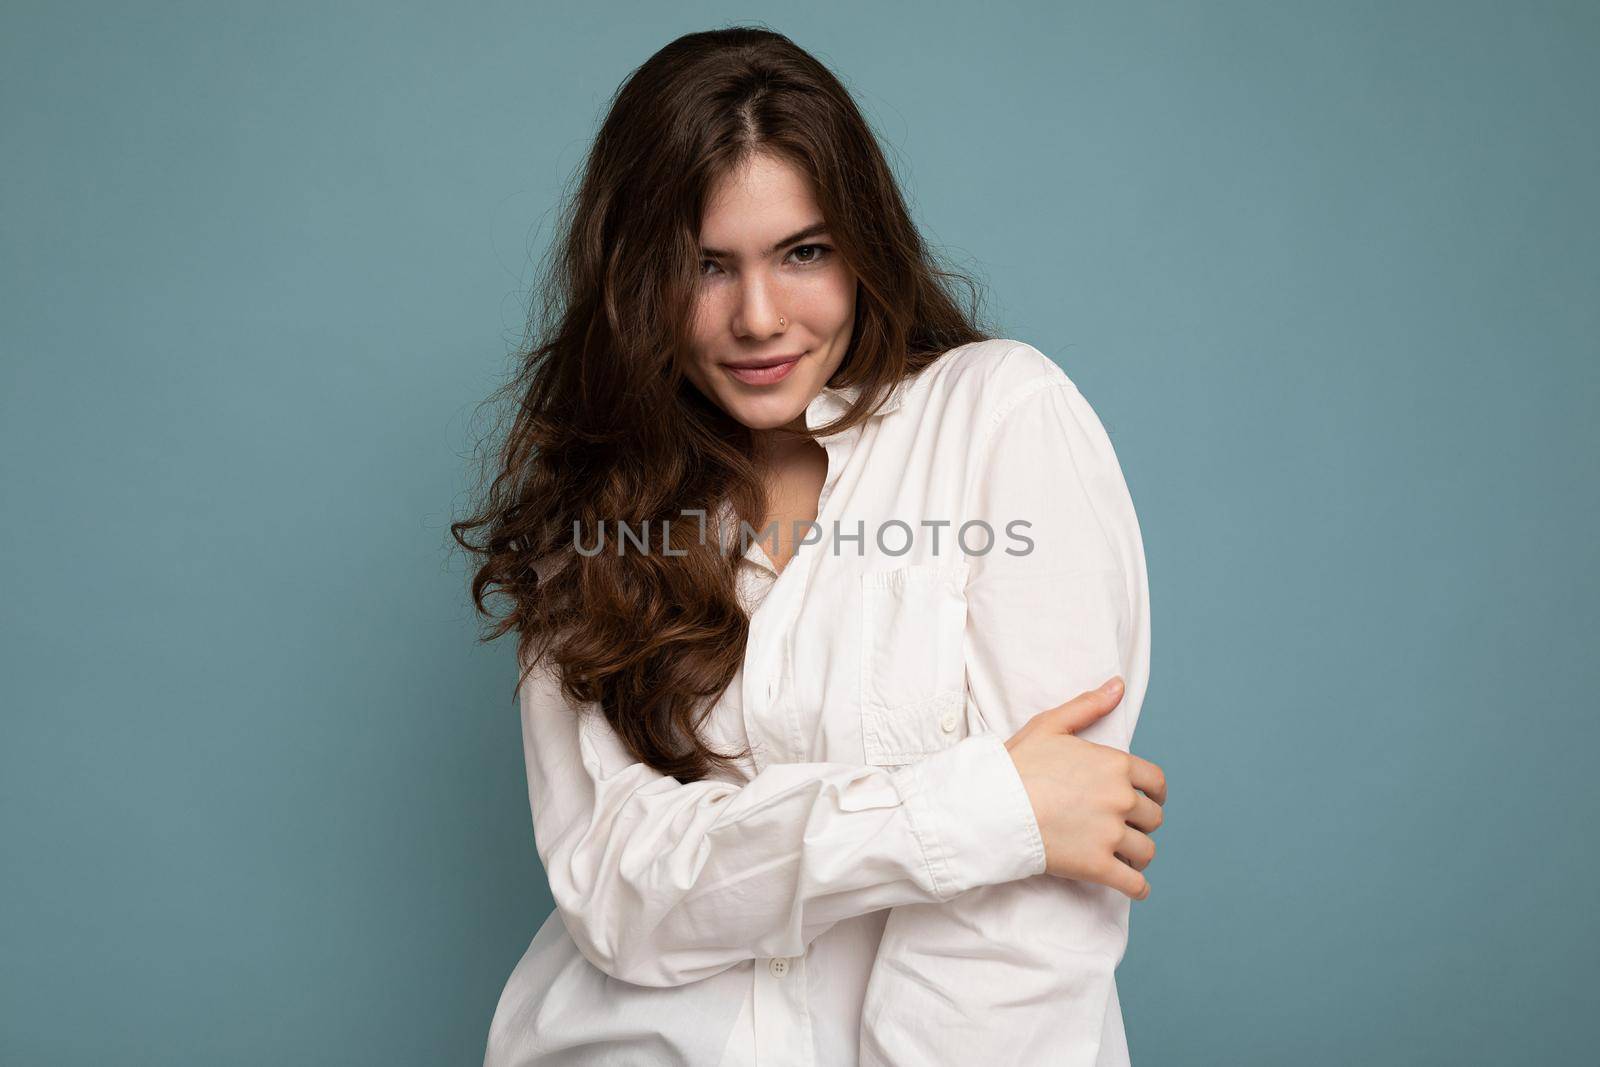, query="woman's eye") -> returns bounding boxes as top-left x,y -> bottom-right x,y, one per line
788,243 -> 832,266
700,244 -> 831,277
